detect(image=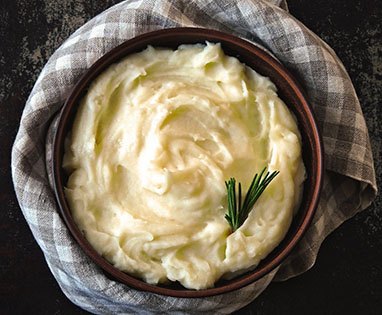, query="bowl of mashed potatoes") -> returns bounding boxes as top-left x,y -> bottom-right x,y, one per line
53,28 -> 323,297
